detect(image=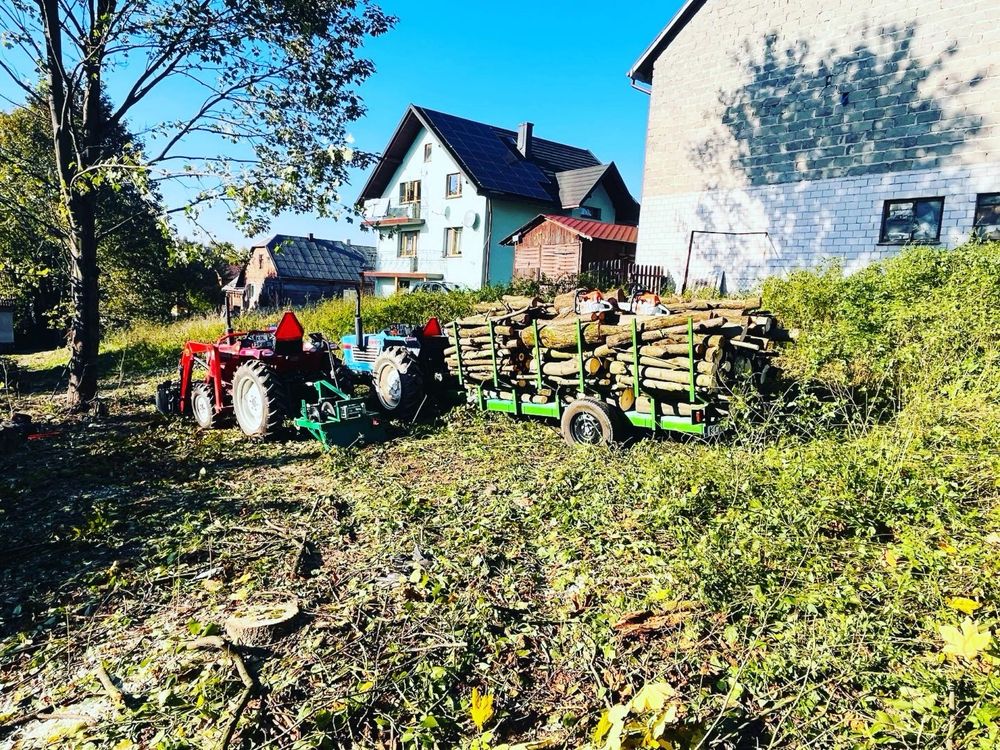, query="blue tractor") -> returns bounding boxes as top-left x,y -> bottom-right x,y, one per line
338,285 -> 450,421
